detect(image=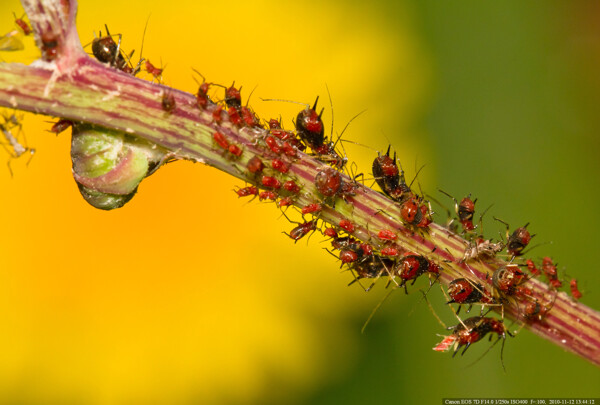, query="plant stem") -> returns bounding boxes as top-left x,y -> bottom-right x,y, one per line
1,0 -> 599,367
